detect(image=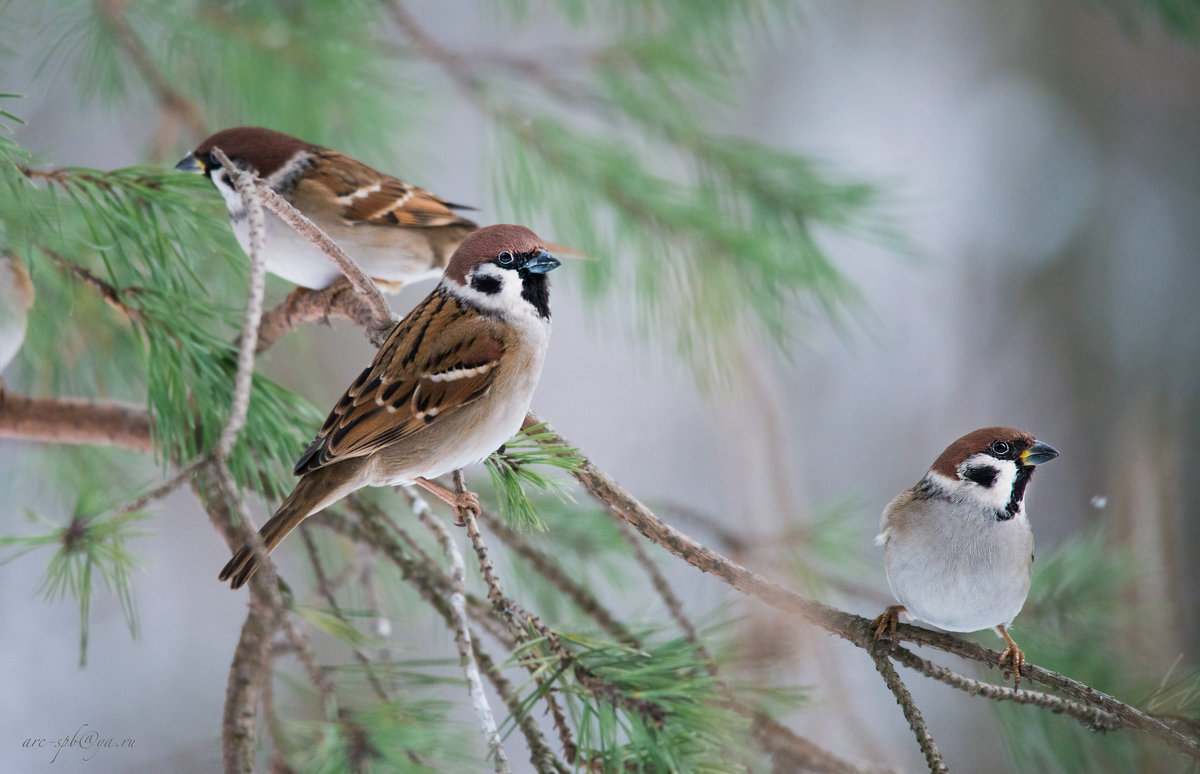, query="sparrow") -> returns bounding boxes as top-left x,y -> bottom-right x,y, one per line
0,250 -> 34,387
219,224 -> 561,589
175,126 -> 477,292
871,427 -> 1059,685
